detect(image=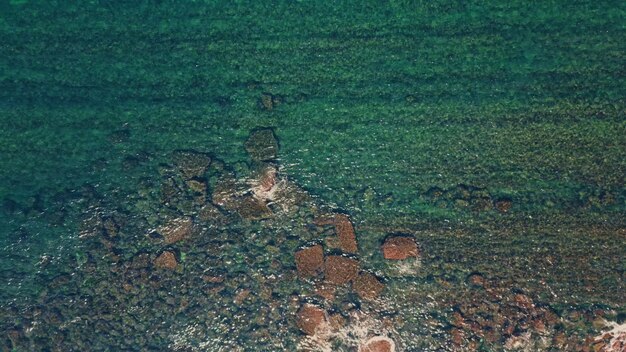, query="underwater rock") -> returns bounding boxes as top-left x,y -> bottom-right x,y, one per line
359,336 -> 395,352
381,236 -> 419,260
494,198 -> 512,213
197,203 -> 228,225
334,214 -> 358,254
296,304 -> 327,336
170,150 -> 211,180
258,92 -> 281,111
211,173 -> 245,211
157,217 -> 193,244
353,272 -> 385,300
235,195 -> 272,220
244,128 -> 279,162
295,244 -> 324,278
325,255 -> 359,285
154,251 -> 177,270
